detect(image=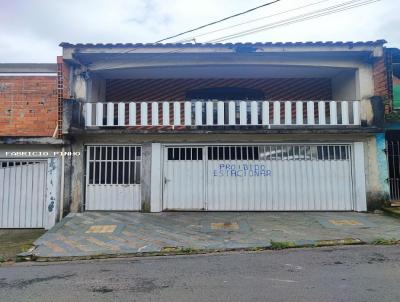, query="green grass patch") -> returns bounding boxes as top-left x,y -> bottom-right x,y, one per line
371,238 -> 399,245
0,229 -> 45,263
270,241 -> 297,250
160,246 -> 199,254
